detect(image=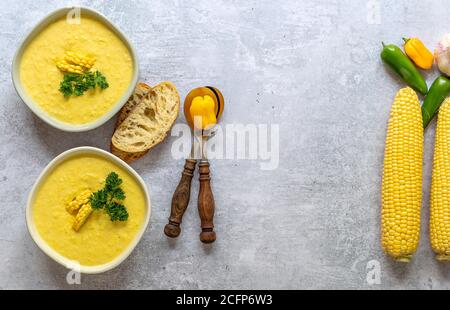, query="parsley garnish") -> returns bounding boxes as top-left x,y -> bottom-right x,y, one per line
89,172 -> 129,222
59,70 -> 109,97
93,70 -> 109,90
